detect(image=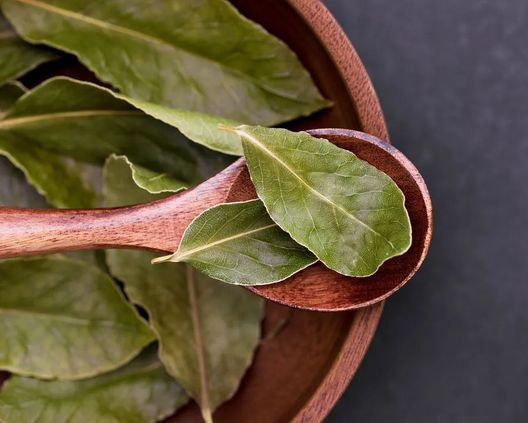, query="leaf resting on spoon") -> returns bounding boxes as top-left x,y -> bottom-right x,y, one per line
153,199 -> 317,285
0,256 -> 154,379
232,125 -> 412,277
0,346 -> 189,423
